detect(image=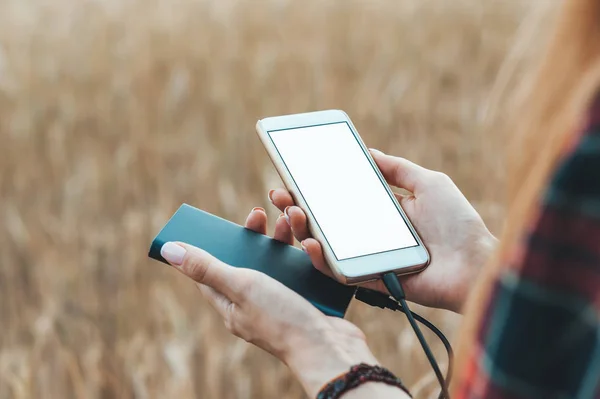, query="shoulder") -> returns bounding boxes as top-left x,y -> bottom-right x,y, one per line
546,94 -> 600,215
